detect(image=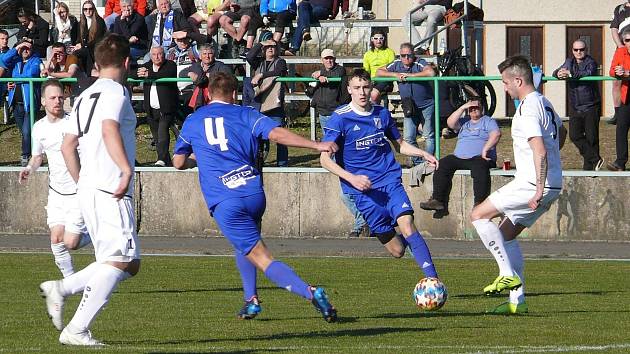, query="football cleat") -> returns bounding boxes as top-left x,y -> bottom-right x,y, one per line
237,296 -> 262,320
310,287 -> 337,323
39,280 -> 65,331
59,325 -> 104,346
487,301 -> 529,315
483,275 -> 522,295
